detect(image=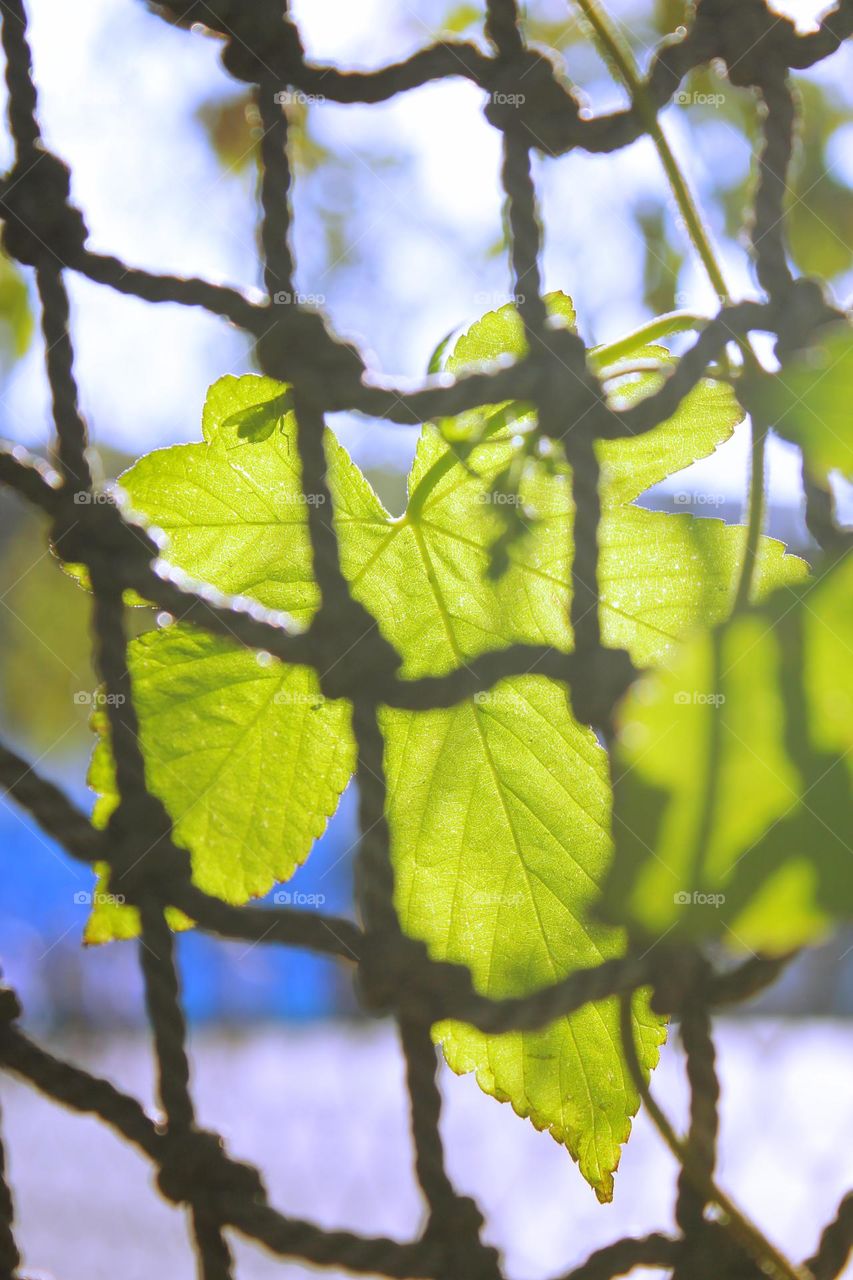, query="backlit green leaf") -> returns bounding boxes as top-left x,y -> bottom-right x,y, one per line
601,557 -> 852,952
84,297 -> 803,1199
